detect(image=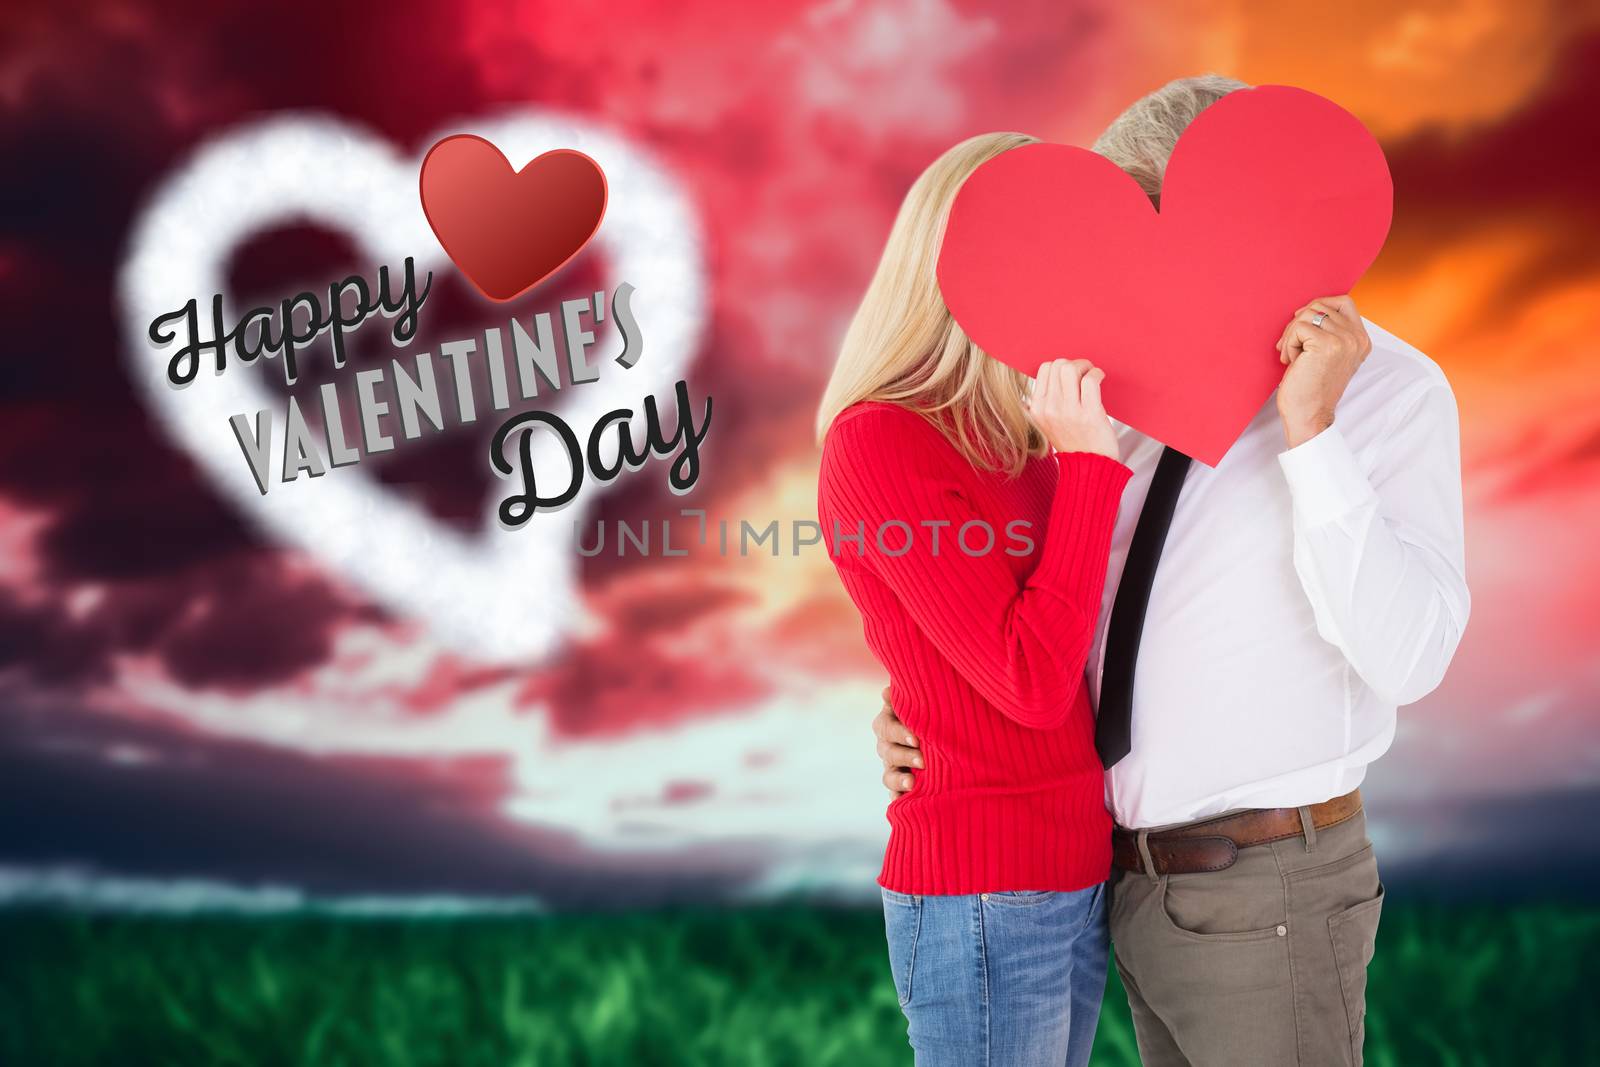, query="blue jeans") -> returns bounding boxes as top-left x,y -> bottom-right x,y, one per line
881,883 -> 1109,1066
